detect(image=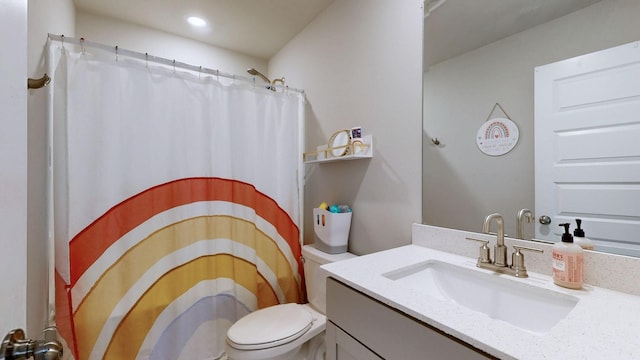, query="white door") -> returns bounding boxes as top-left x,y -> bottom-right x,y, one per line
534,41 -> 640,257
